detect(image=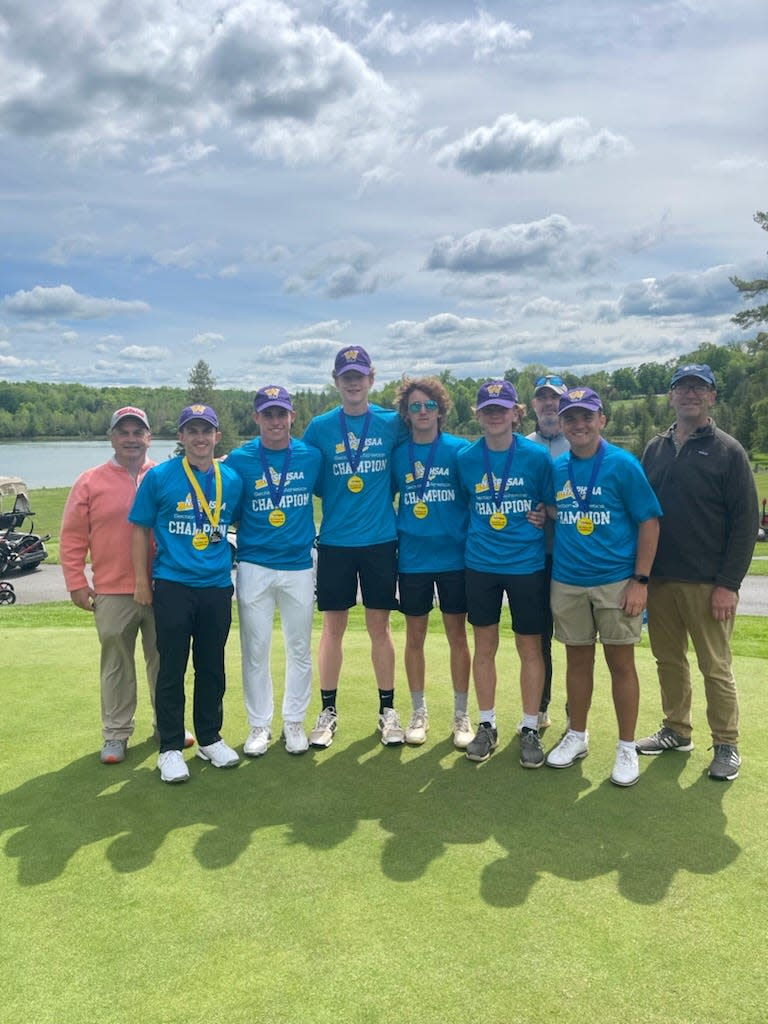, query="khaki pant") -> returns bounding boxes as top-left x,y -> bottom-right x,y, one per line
646,580 -> 739,744
93,594 -> 159,740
